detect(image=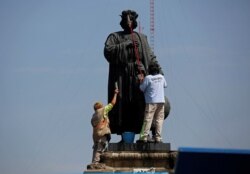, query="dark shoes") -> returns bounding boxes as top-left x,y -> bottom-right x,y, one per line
147,135 -> 163,143
155,139 -> 163,143
147,137 -> 156,143
137,136 -> 163,143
